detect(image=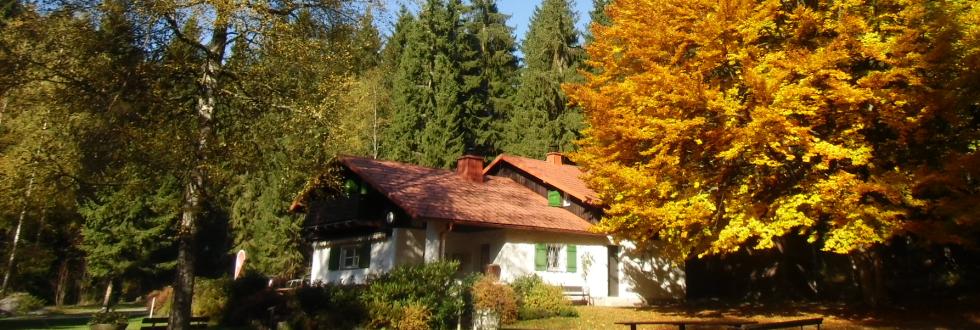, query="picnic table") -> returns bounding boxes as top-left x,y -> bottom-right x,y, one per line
615,317 -> 823,330
141,316 -> 209,330
615,319 -> 757,330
